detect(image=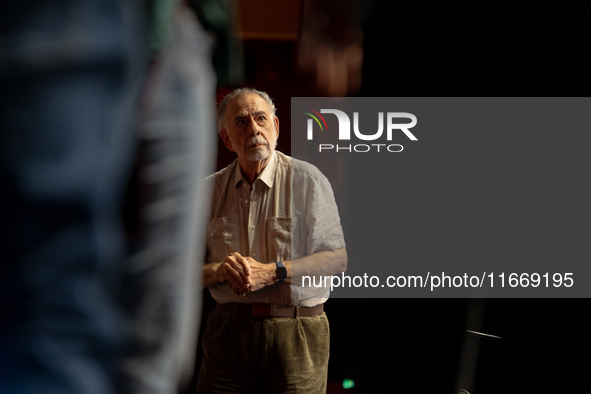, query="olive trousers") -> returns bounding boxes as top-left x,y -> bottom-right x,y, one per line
196,307 -> 330,394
